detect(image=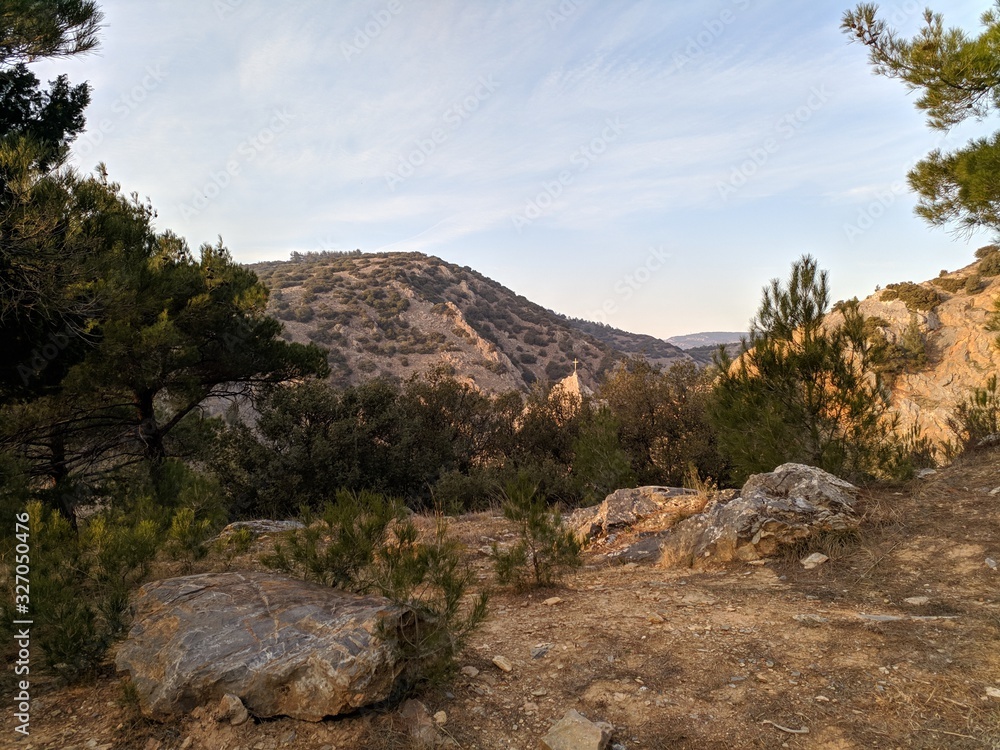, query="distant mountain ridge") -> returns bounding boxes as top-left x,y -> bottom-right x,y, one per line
666,332 -> 746,349
250,251 -> 691,393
